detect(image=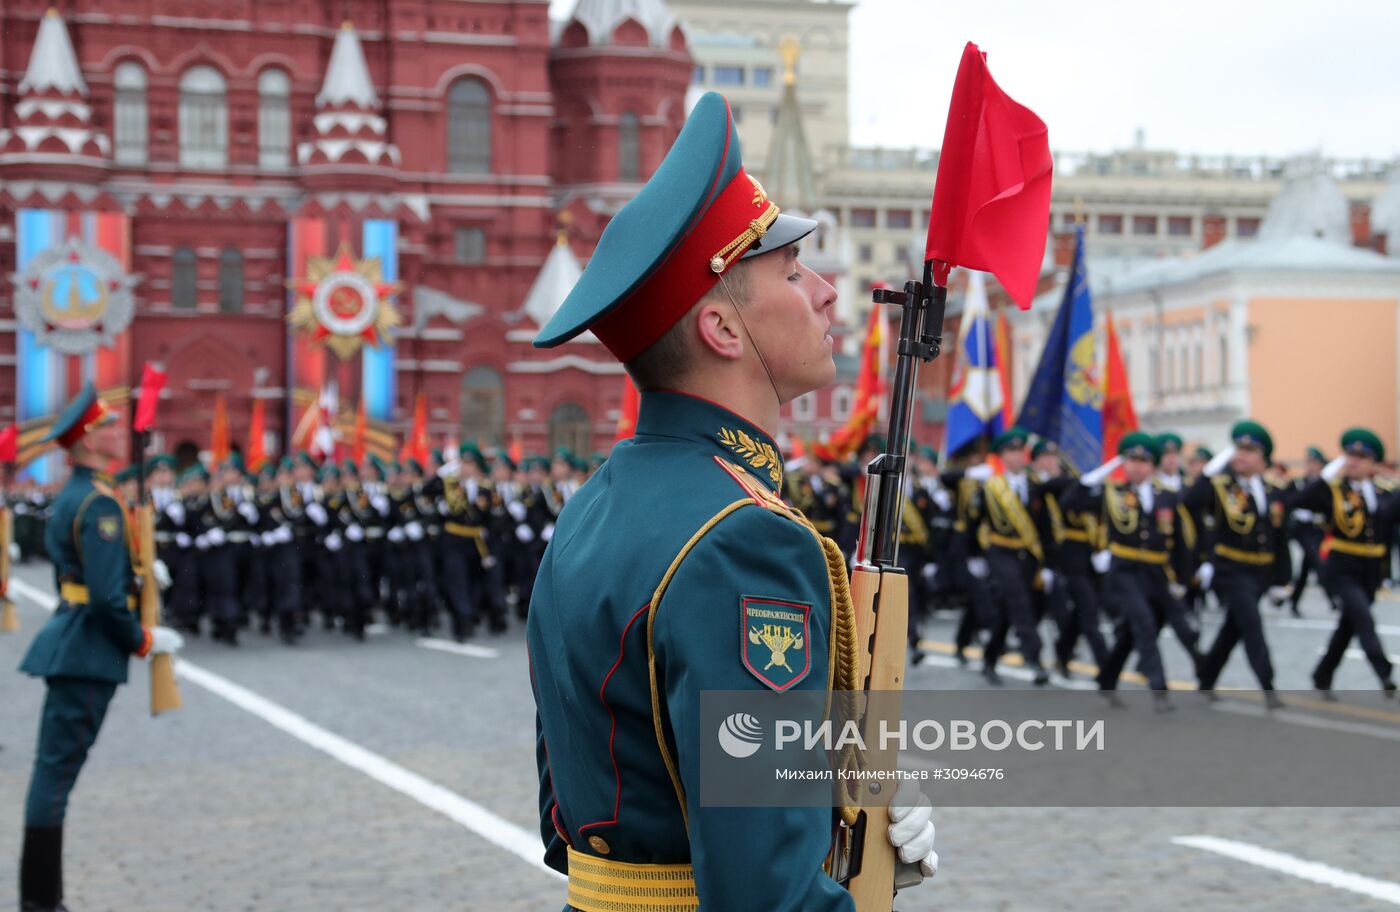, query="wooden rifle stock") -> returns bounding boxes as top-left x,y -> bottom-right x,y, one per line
137,504 -> 182,715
